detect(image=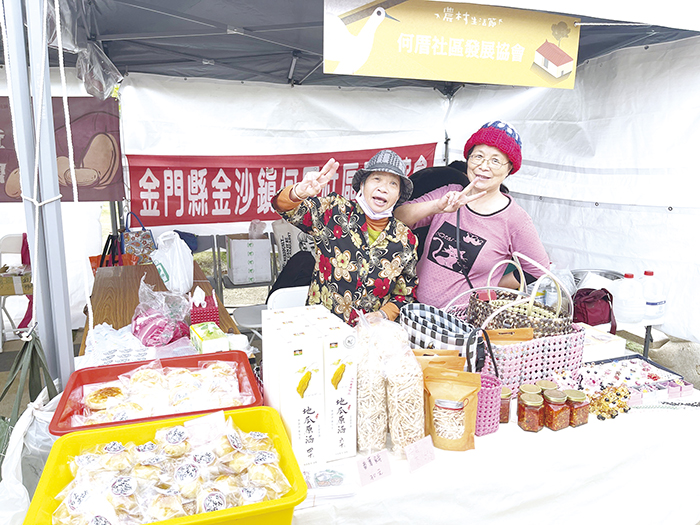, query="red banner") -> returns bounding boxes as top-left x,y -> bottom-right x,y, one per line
126,143 -> 437,226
